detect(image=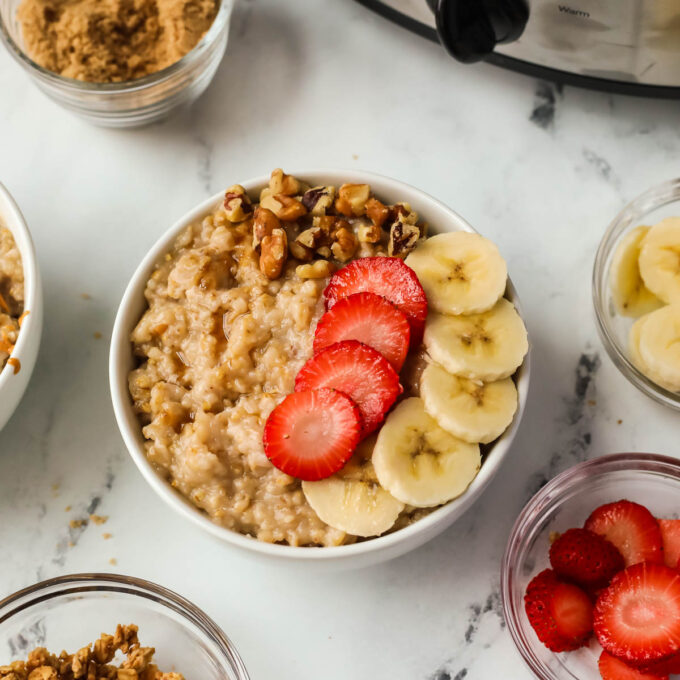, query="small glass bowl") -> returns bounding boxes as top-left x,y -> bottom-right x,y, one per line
501,453 -> 680,680
0,573 -> 250,679
593,178 -> 680,410
0,0 -> 233,127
